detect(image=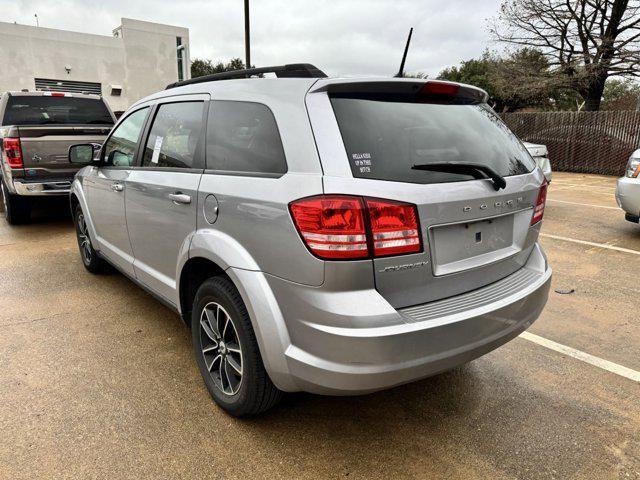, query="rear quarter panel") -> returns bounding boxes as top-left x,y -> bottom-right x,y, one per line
190,79 -> 326,286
